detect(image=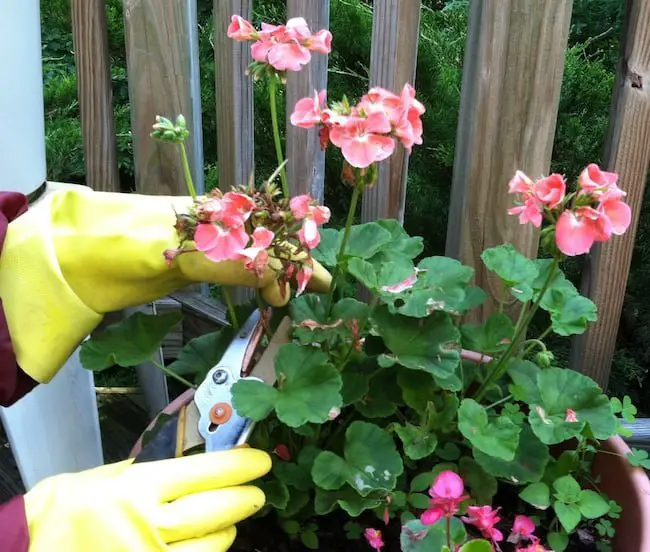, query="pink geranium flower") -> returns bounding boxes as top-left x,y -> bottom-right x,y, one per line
508,196 -> 543,227
329,113 -> 396,168
364,528 -> 384,551
508,170 -> 535,194
239,227 -> 274,277
306,28 -> 333,54
462,505 -> 504,544
517,544 -> 549,552
290,195 -> 331,249
296,263 -> 313,296
509,515 -> 537,545
194,223 -> 249,262
290,90 -> 327,128
534,174 -> 566,208
420,471 -> 469,526
579,163 -> 621,198
226,15 -> 257,41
